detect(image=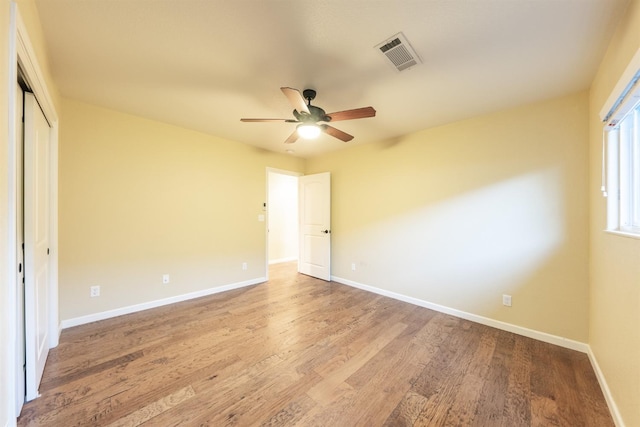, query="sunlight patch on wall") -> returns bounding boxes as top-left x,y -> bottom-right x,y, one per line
347,167 -> 565,311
